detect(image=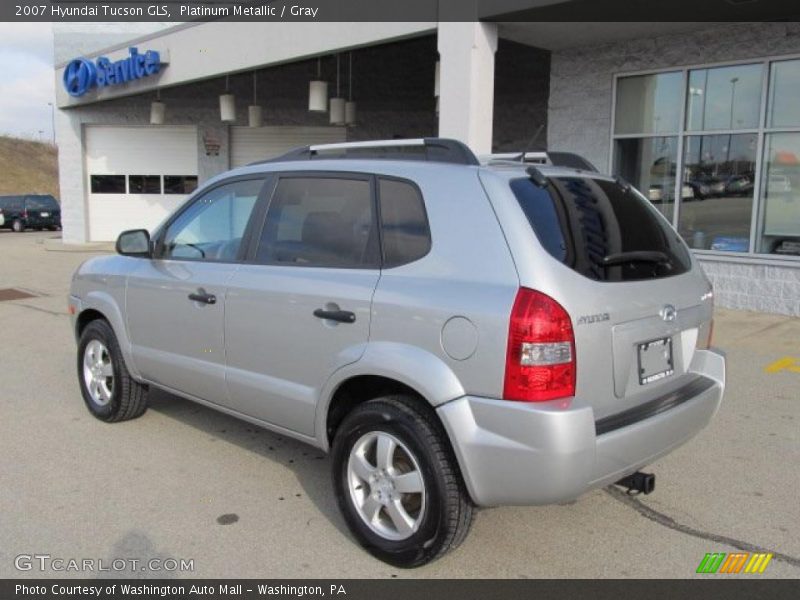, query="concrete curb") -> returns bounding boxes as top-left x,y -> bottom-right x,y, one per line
40,237 -> 114,253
